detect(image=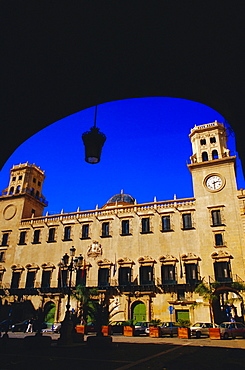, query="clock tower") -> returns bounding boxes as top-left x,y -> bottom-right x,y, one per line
188,121 -> 245,280
0,163 -> 47,230
188,121 -> 238,200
